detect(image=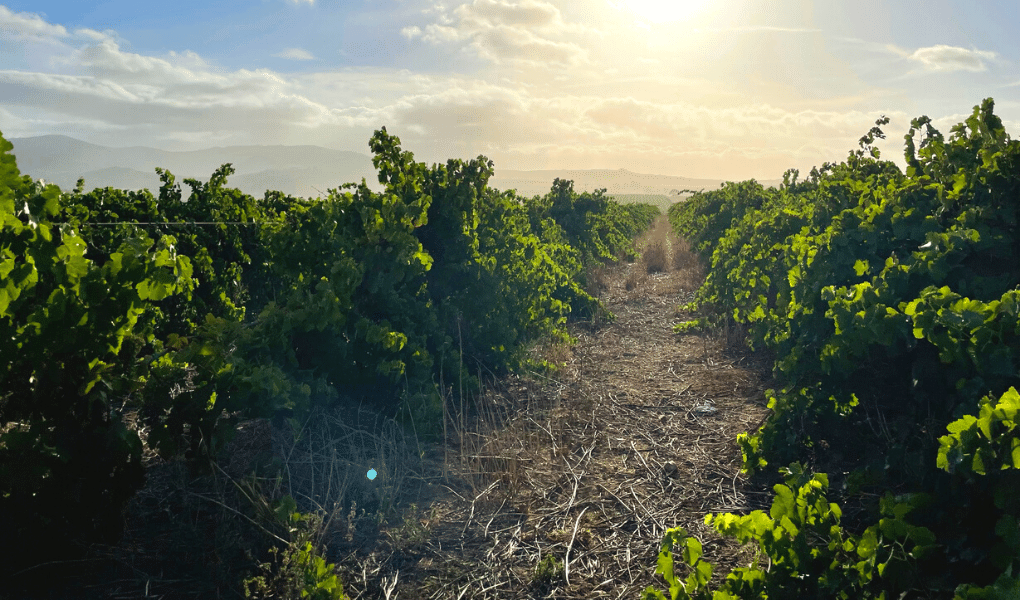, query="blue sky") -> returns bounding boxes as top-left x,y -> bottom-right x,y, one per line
1,0 -> 1018,180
